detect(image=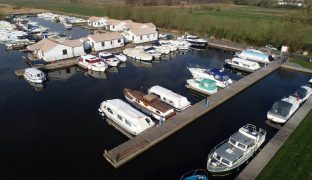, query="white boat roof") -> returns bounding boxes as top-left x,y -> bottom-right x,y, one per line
149,85 -> 187,101
25,68 -> 44,74
98,52 -> 113,56
231,57 -> 259,65
106,99 -> 149,126
81,54 -> 97,59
